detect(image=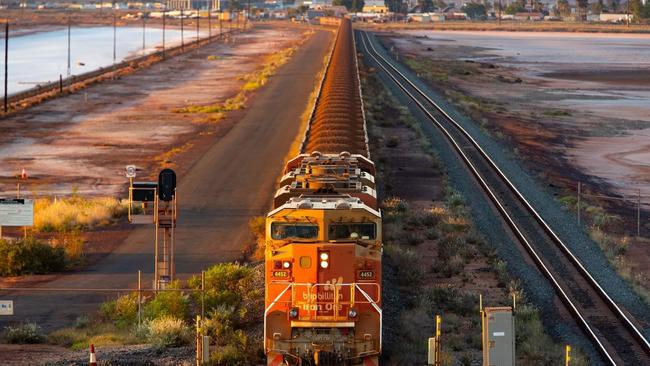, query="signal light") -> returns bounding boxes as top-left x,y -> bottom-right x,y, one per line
320,252 -> 329,261
320,261 -> 329,269
289,307 -> 299,319
283,261 -> 291,269
274,261 -> 282,269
